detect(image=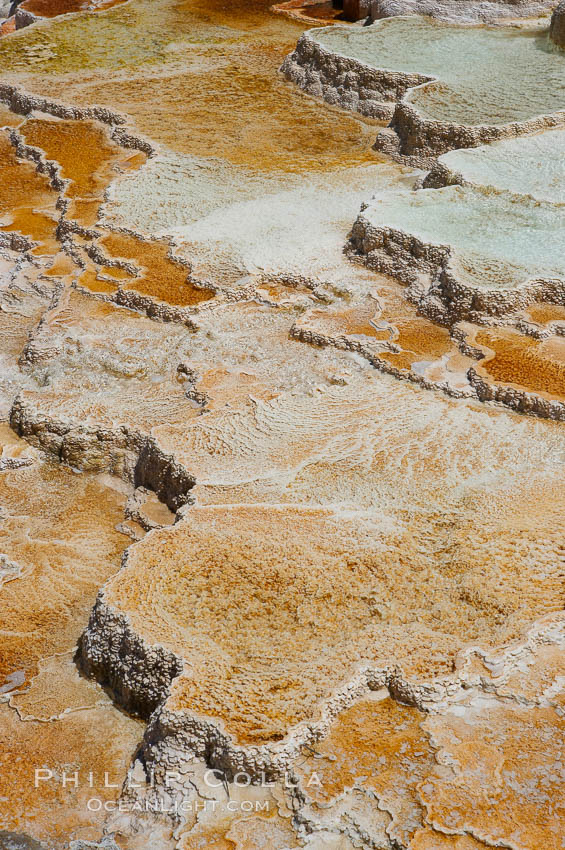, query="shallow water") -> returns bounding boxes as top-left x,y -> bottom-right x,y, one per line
475,327 -> 565,399
0,0 -> 384,174
440,128 -> 565,203
314,18 -> 565,126
20,117 -> 127,199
